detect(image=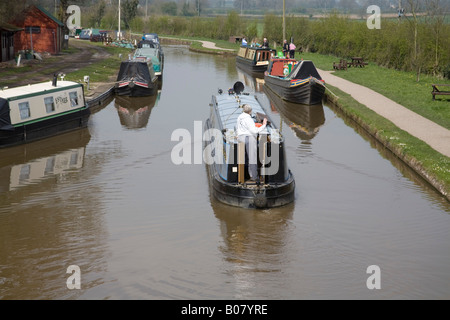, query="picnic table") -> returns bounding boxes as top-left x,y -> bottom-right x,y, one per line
333,59 -> 348,71
350,57 -> 367,68
431,84 -> 450,100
